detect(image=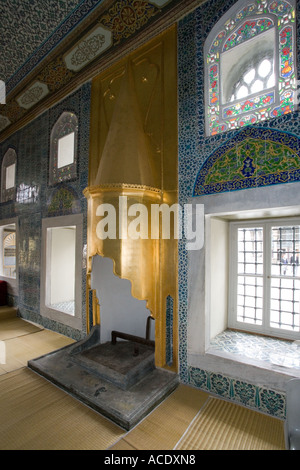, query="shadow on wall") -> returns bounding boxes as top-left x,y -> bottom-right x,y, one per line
91,255 -> 154,344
